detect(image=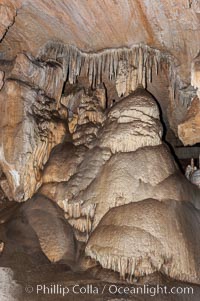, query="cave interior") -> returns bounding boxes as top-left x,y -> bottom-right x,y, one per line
0,1 -> 200,300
